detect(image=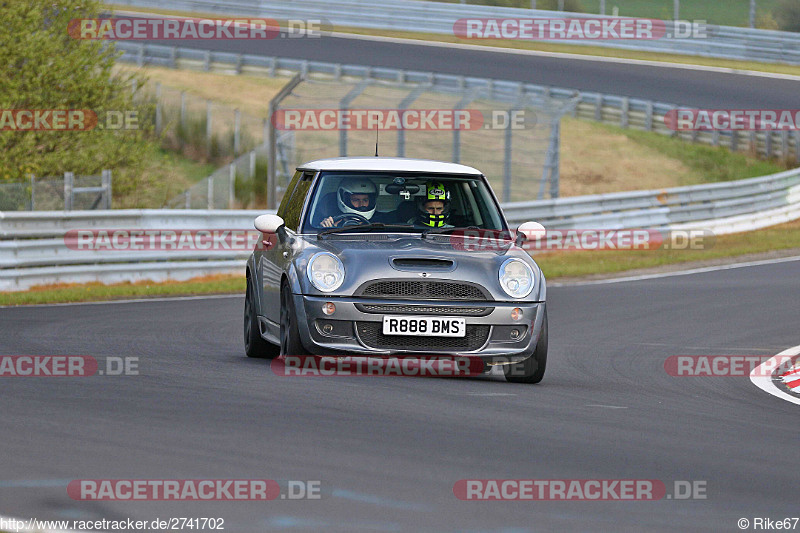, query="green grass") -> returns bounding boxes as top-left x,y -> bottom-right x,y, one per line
551,0 -> 782,27
111,141 -> 217,208
602,123 -> 789,185
535,218 -> 800,279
